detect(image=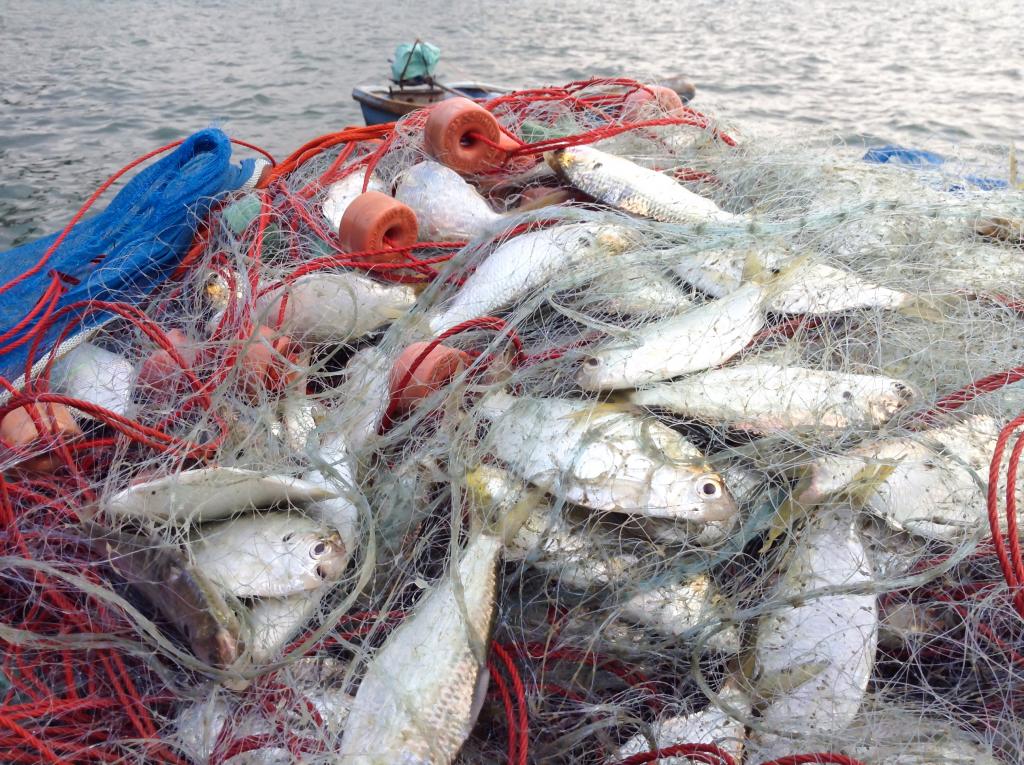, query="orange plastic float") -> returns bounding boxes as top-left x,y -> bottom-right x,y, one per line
0,402 -> 82,472
338,191 -> 418,262
390,341 -> 472,413
137,328 -> 197,390
424,97 -> 506,175
621,85 -> 685,121
239,325 -> 305,400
